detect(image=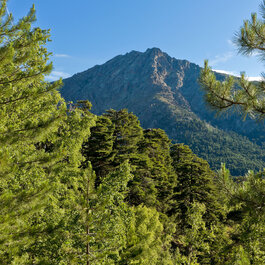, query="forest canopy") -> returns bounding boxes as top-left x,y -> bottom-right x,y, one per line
0,0 -> 264,264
